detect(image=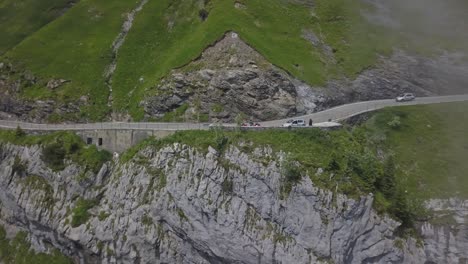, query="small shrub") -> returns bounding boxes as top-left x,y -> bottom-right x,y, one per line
222,178 -> 233,193
199,9 -> 209,21
77,145 -> 112,173
12,156 -> 26,176
71,198 -> 97,227
15,126 -> 26,138
213,129 -> 229,153
387,116 -> 401,129
281,159 -> 303,197
391,189 -> 415,229
42,143 -> 66,171
373,192 -> 391,214
377,156 -> 397,199
284,161 -> 302,183
326,153 -> 341,172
